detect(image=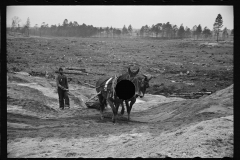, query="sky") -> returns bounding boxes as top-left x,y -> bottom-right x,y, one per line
7,6 -> 233,30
